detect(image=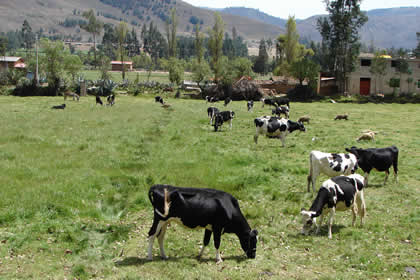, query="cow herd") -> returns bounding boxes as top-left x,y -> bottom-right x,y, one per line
147,95 -> 399,263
